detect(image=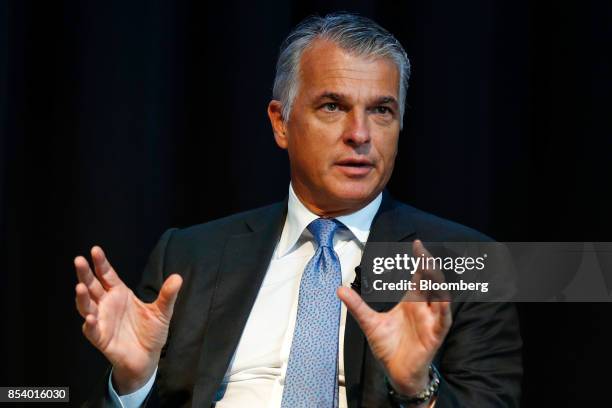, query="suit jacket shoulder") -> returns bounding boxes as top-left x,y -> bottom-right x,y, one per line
385,198 -> 493,242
